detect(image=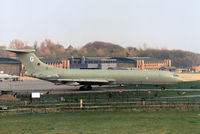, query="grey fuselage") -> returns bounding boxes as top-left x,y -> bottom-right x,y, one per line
33,68 -> 182,85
